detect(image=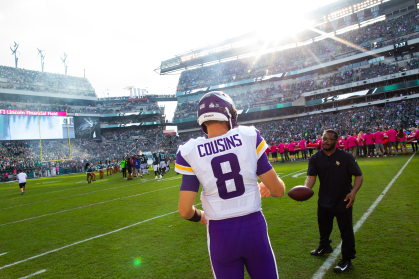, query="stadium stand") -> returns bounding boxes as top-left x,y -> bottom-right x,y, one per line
0,66 -> 95,96
176,10 -> 419,92
173,56 -> 419,120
